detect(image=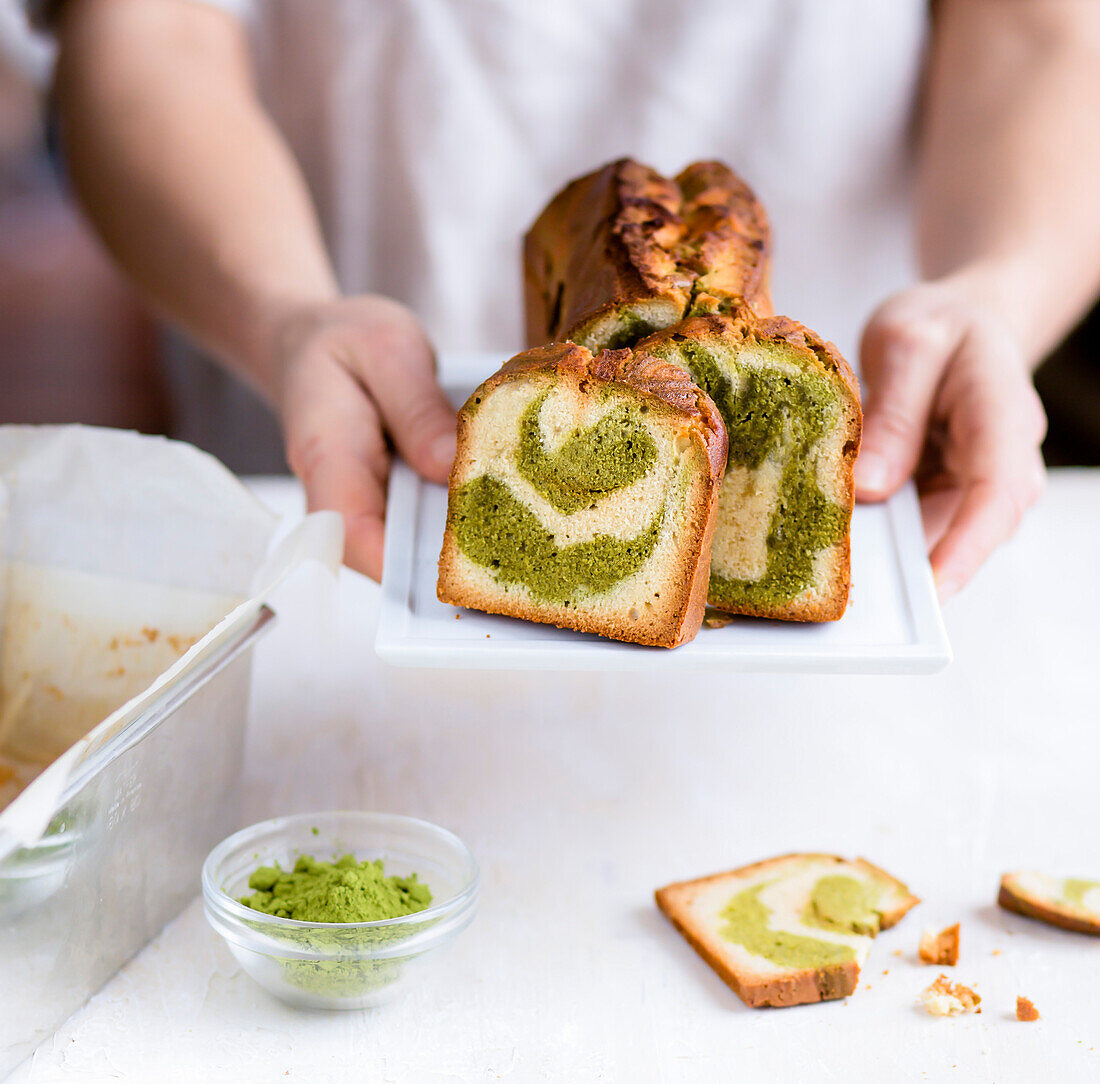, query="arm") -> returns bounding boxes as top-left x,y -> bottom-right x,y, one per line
54,0 -> 456,580
855,0 -> 1100,597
